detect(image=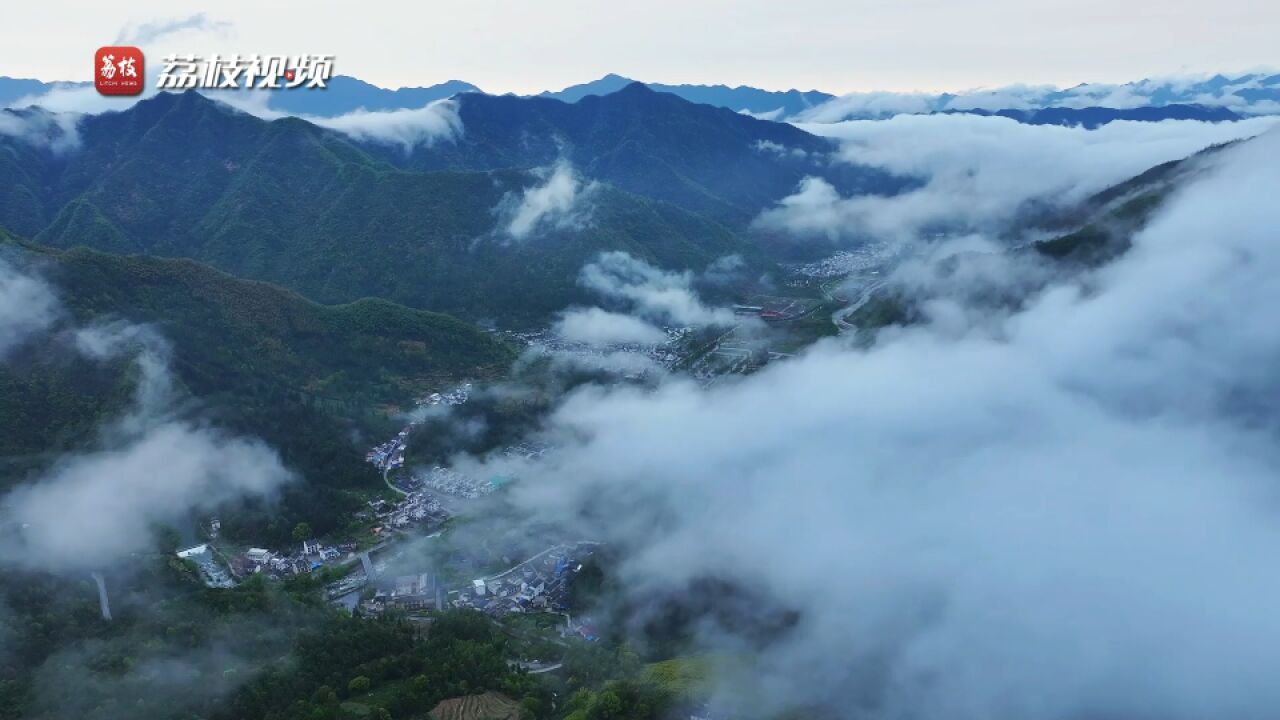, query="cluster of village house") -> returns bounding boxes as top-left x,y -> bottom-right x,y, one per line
173,537 -> 359,588
176,468 -> 457,590
449,544 -> 596,618
366,385 -> 473,472
417,385 -> 472,408
366,428 -> 409,471
232,487 -> 457,580
230,539 -> 360,580
177,529 -> 603,645
363,493 -> 449,534
175,543 -> 235,588
791,242 -> 894,281
415,465 -> 497,499
345,543 -> 597,625
173,383 -> 603,620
